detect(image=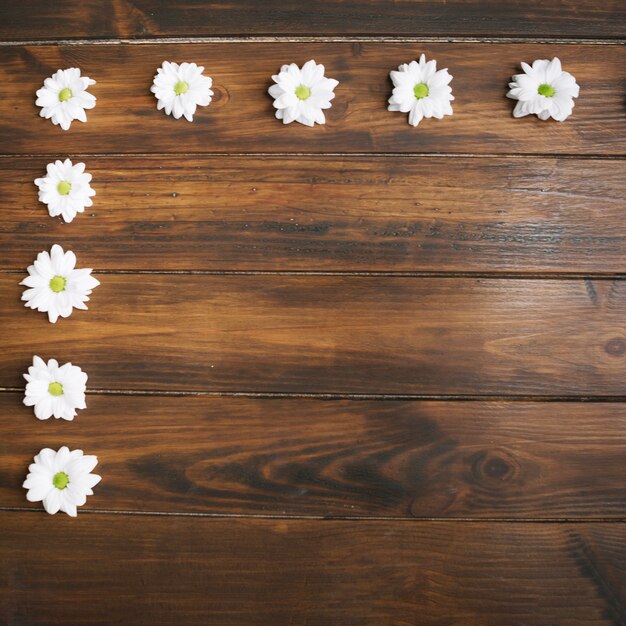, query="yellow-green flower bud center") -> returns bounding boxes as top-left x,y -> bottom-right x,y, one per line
413,83 -> 429,99
174,81 -> 189,95
48,381 -> 64,396
53,471 -> 70,490
57,180 -> 72,196
538,83 -> 555,97
58,88 -> 73,102
49,275 -> 66,293
295,85 -> 311,100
